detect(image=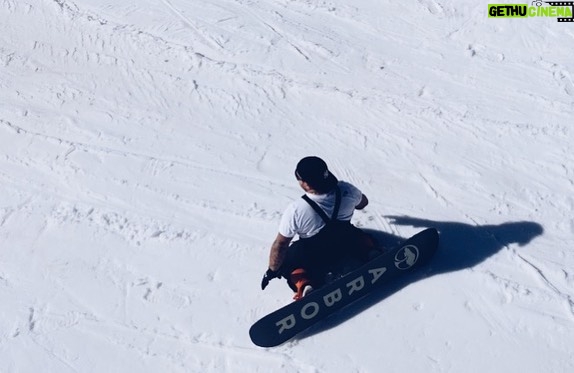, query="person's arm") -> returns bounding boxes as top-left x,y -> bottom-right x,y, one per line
355,194 -> 369,210
268,233 -> 292,272
261,233 -> 293,290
